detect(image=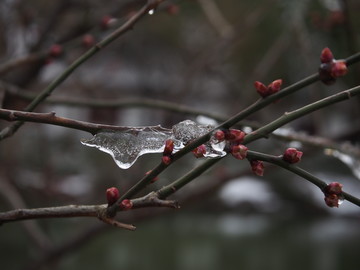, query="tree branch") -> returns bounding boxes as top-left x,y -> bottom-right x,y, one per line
0,0 -> 165,140
246,150 -> 360,207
